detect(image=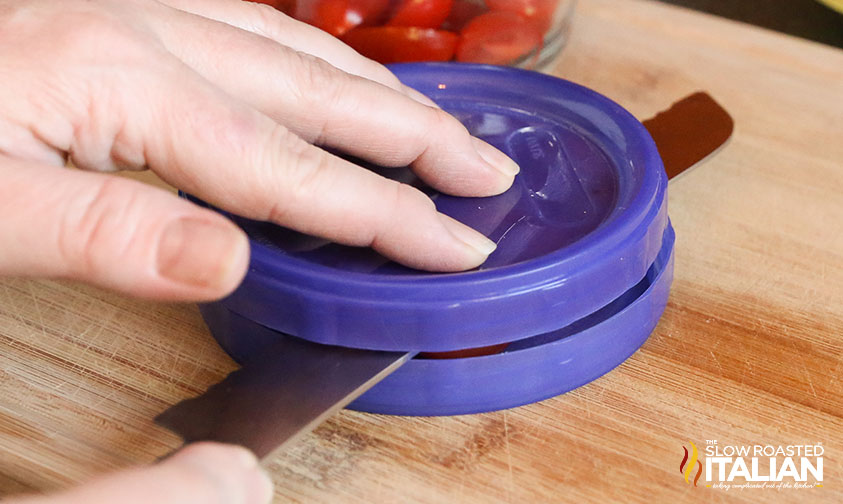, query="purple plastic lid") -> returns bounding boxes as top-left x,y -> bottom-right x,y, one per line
200,224 -> 674,416
193,63 -> 668,352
